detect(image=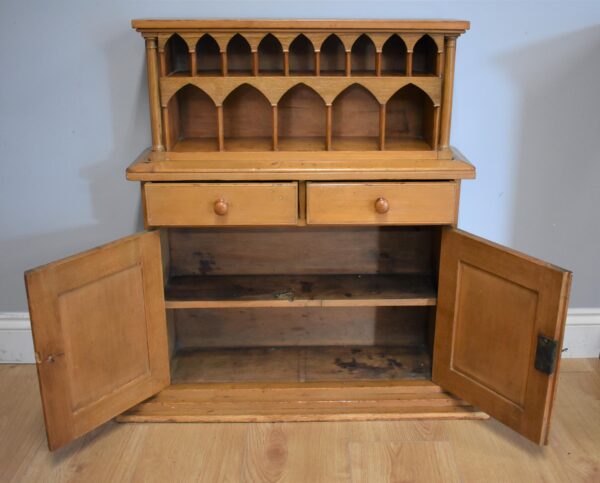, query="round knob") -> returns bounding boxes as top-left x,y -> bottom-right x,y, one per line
213,198 -> 228,216
374,197 -> 389,214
